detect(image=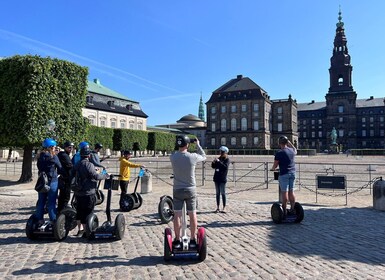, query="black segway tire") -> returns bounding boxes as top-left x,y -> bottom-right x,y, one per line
158,196 -> 174,224
95,190 -> 105,206
294,202 -> 304,223
53,213 -> 69,241
271,203 -> 284,224
120,194 -> 134,212
85,213 -> 99,239
114,214 -> 125,240
136,193 -> 143,209
164,228 -> 172,262
60,207 -> 77,231
198,227 -> 207,262
26,214 -> 38,240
